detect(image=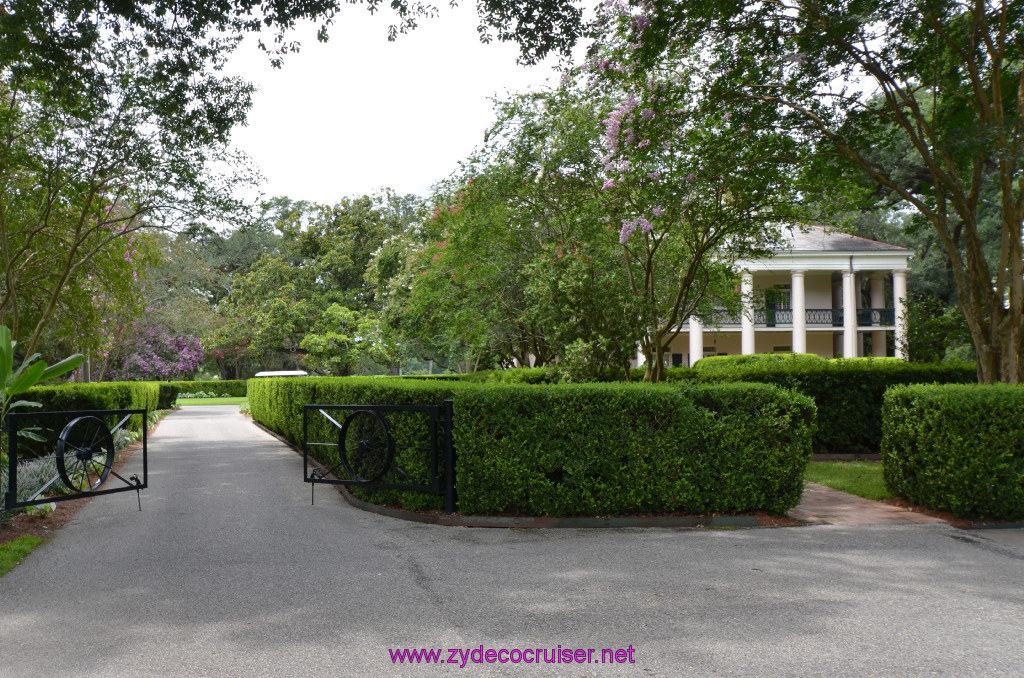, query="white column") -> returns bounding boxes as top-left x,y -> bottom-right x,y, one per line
791,269 -> 806,354
870,273 -> 887,357
741,271 -> 755,355
689,316 -> 703,367
842,269 -> 858,357
893,268 -> 908,360
856,273 -> 866,356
